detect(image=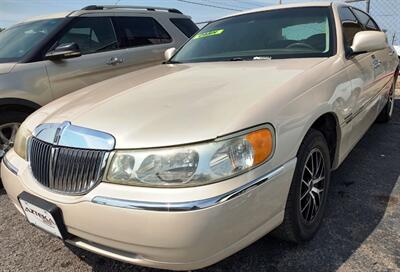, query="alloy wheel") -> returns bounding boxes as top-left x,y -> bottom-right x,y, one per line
299,148 -> 326,223
0,122 -> 20,160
